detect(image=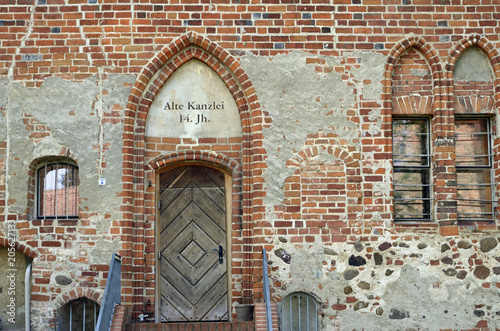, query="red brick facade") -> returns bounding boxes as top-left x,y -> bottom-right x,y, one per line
1,1 -> 500,330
